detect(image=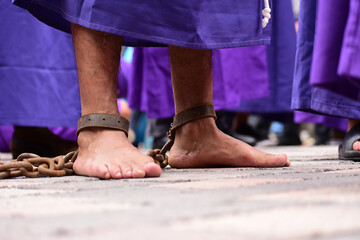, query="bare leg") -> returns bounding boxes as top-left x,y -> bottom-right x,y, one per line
348,119 -> 360,150
167,46 -> 290,168
71,23 -> 161,179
